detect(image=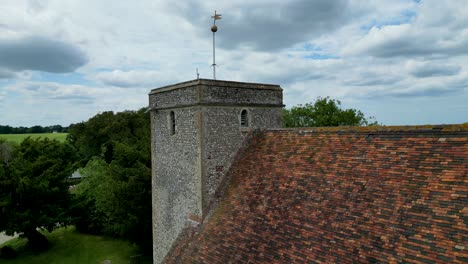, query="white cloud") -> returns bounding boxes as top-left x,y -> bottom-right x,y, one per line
343,0 -> 468,58
92,70 -> 166,88
2,81 -> 149,126
9,81 -> 100,104
0,36 -> 88,73
406,60 -> 461,78
0,69 -> 16,79
0,90 -> 6,102
0,0 -> 467,126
